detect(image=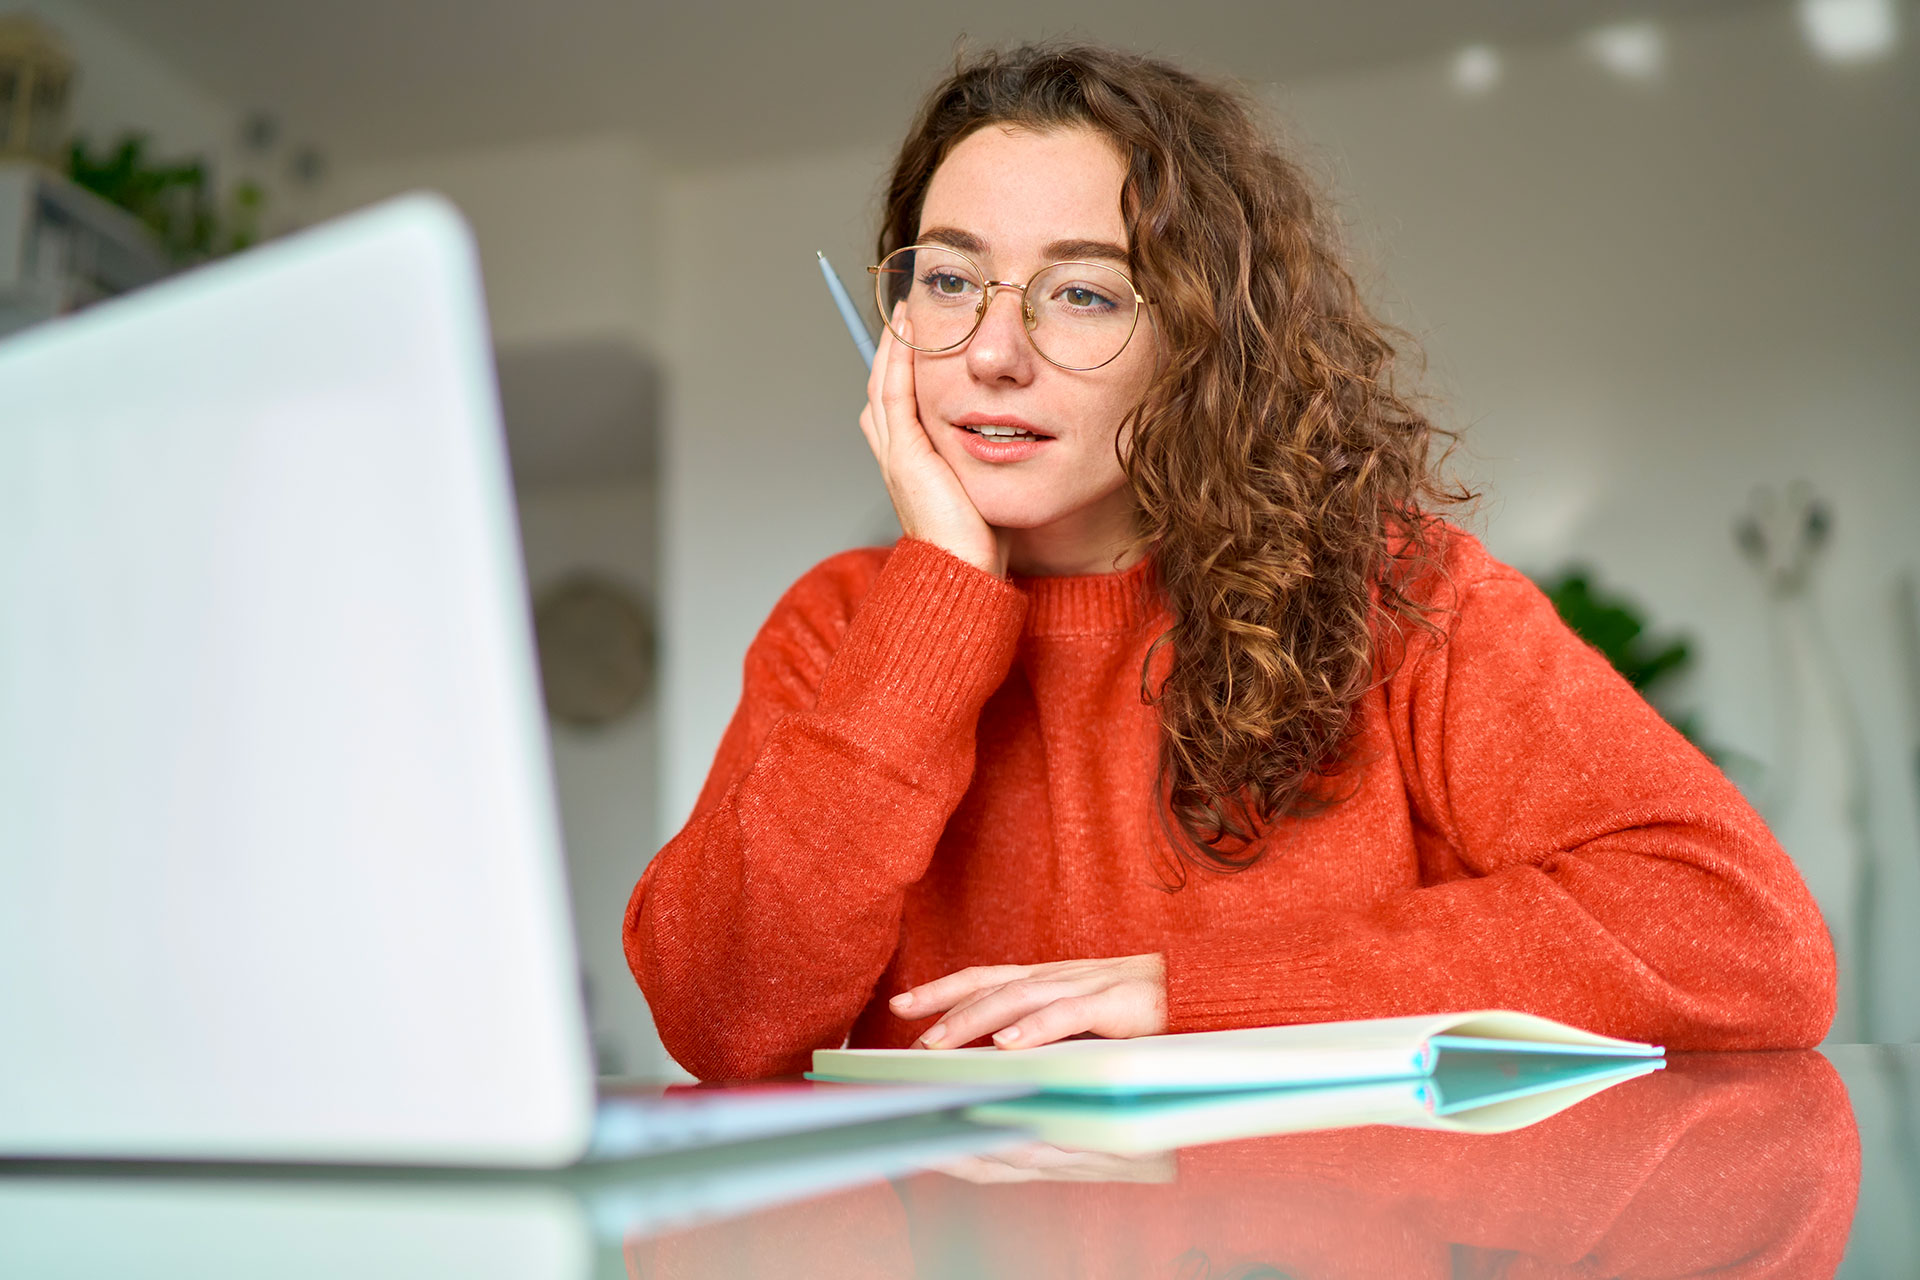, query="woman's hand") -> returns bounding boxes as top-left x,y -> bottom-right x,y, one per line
889,953 -> 1167,1049
935,1144 -> 1176,1184
858,305 -> 1008,578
